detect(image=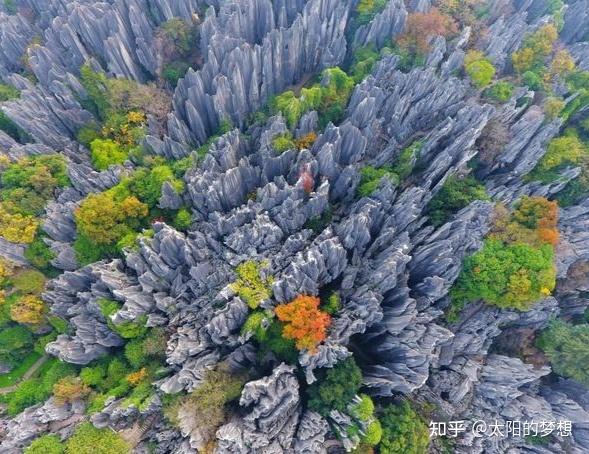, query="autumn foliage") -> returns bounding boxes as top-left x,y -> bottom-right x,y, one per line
10,294 -> 47,325
397,8 -> 457,54
275,295 -> 331,353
